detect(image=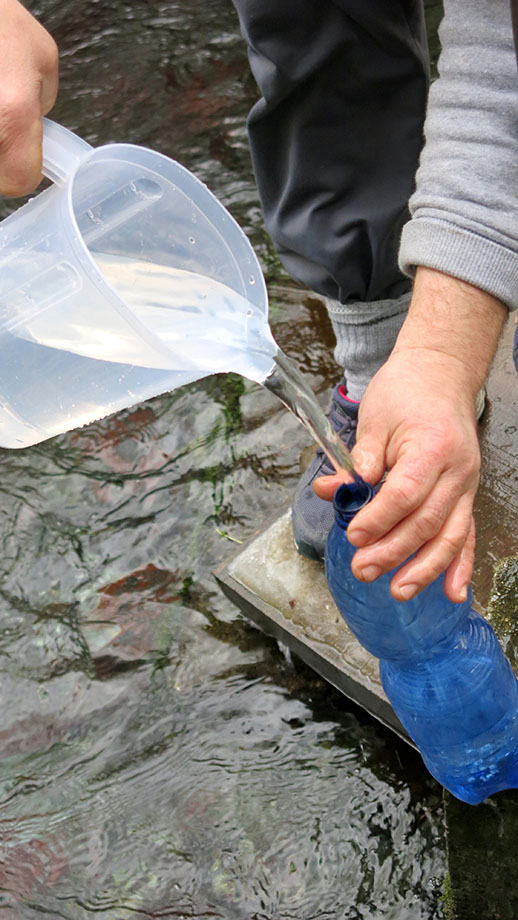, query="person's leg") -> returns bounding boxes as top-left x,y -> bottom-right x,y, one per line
231,0 -> 429,312
326,292 -> 412,401
232,0 -> 430,554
